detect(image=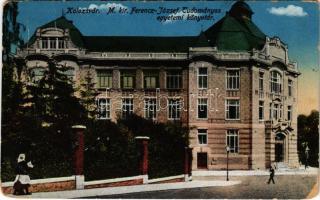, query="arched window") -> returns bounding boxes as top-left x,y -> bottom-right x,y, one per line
270,71 -> 282,94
